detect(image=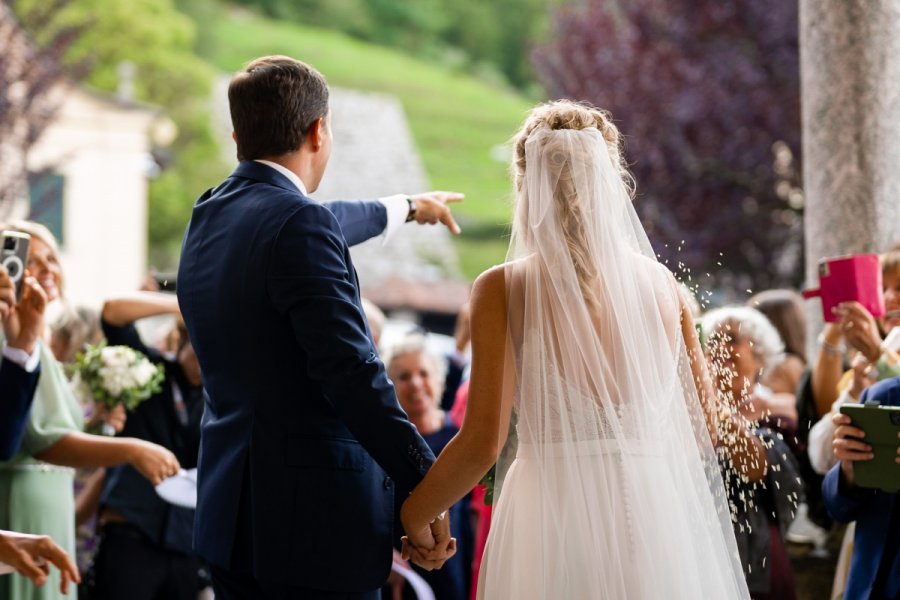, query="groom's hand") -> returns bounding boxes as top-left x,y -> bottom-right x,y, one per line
409,191 -> 464,234
399,512 -> 457,571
